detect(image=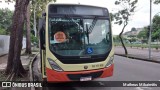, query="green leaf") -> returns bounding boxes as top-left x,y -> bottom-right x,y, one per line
154,0 -> 160,4
115,1 -> 120,5
119,20 -> 123,25
130,6 -> 136,12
